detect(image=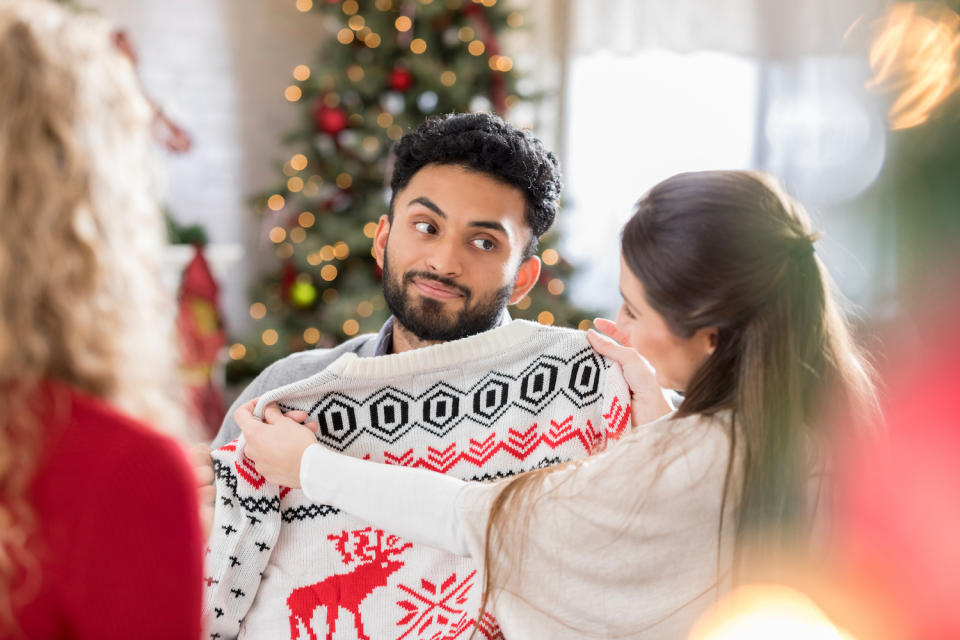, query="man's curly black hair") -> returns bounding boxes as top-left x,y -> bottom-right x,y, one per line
389,112 -> 562,260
